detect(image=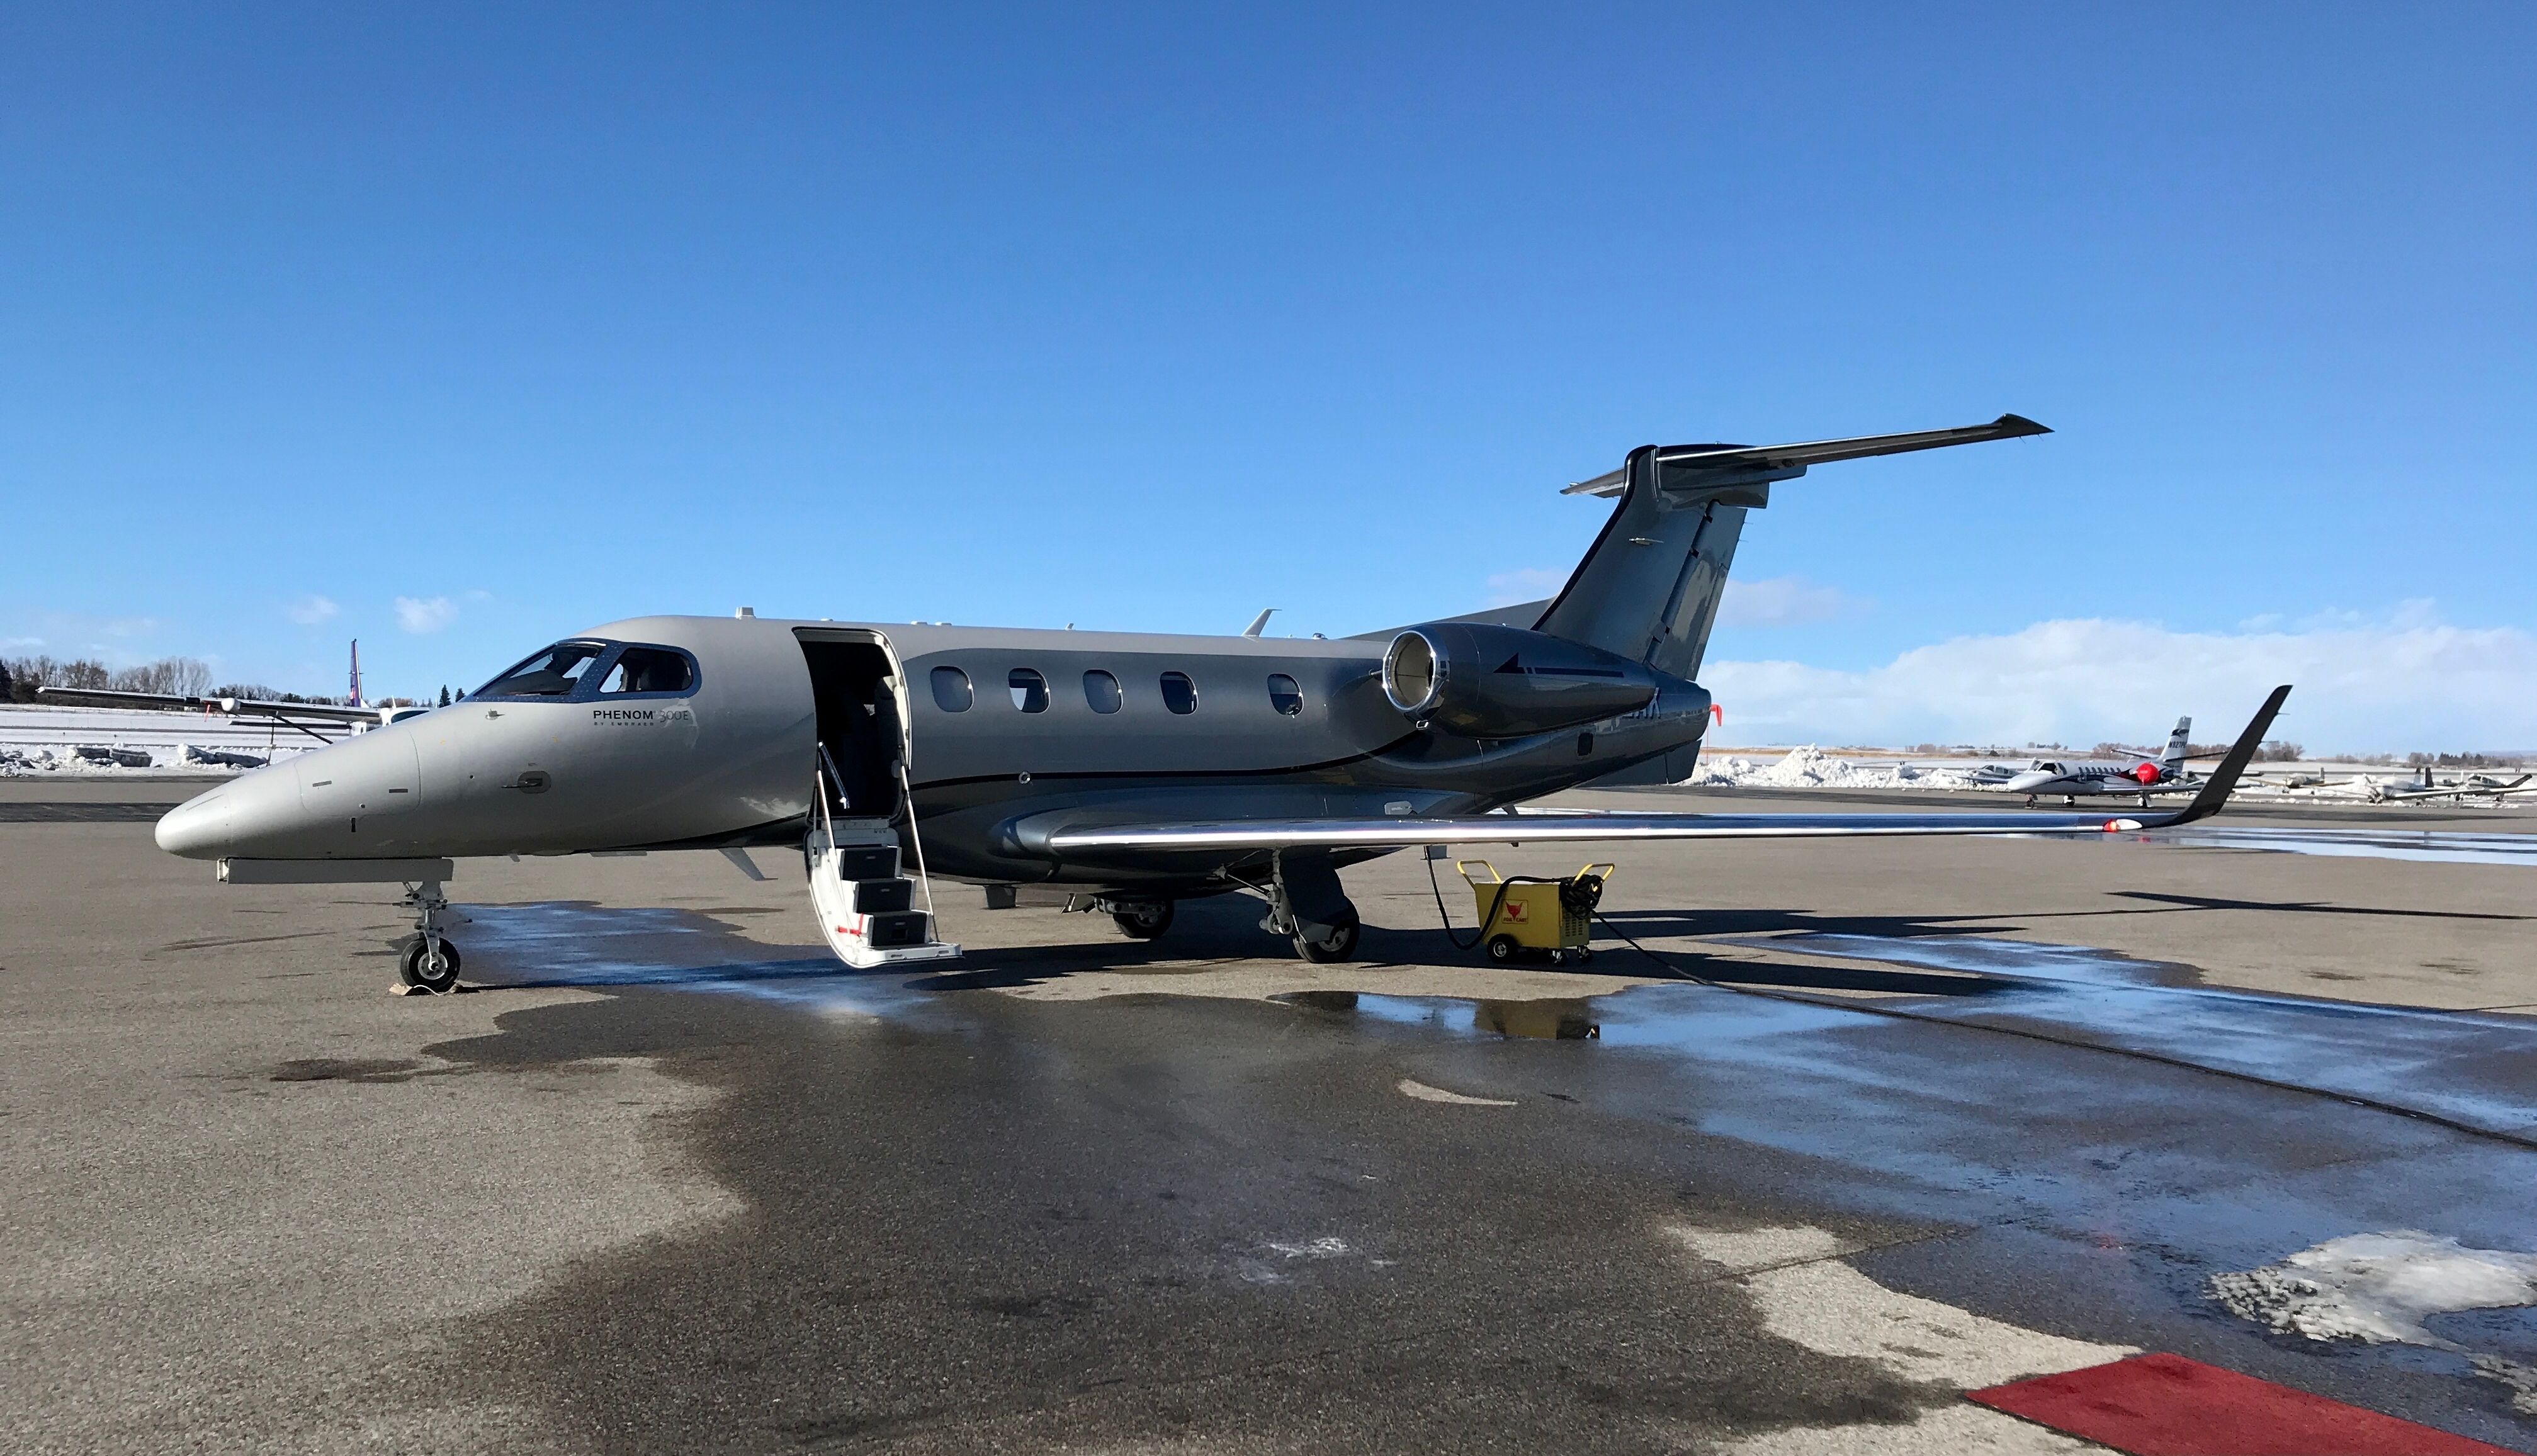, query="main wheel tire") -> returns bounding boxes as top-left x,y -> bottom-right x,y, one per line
400,937 -> 461,995
1294,915 -> 1360,963
1486,934 -> 1518,964
1113,901 -> 1175,940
